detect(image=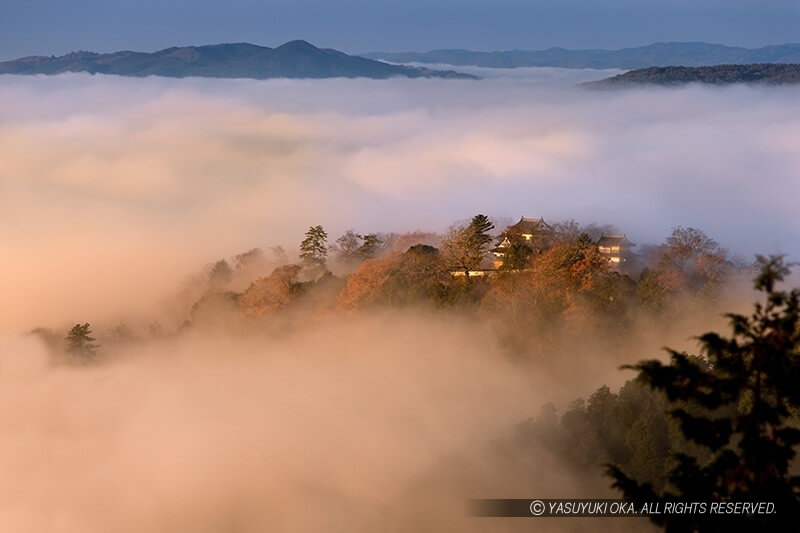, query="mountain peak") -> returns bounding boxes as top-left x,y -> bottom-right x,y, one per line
0,40 -> 476,80
276,40 -> 319,52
